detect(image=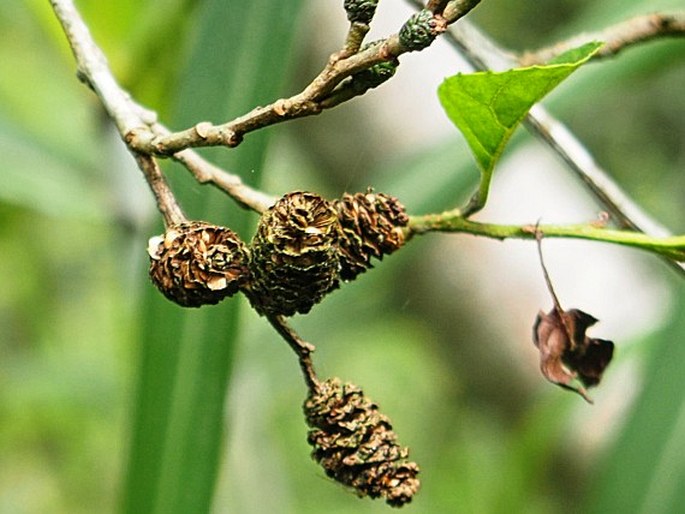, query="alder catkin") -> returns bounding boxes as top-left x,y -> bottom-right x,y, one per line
343,0 -> 379,24
348,44 -> 399,93
399,9 -> 439,52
